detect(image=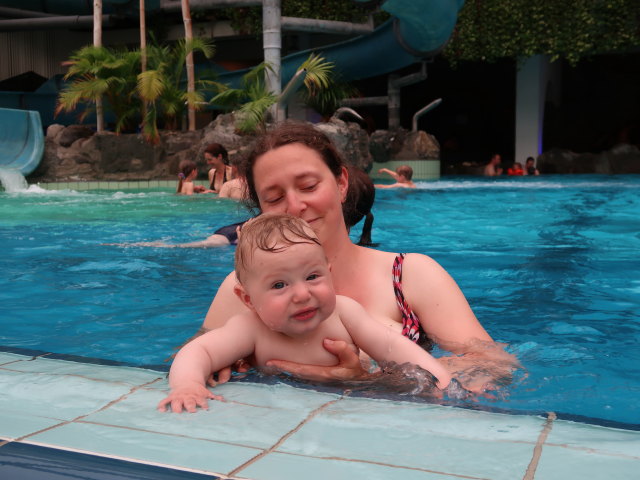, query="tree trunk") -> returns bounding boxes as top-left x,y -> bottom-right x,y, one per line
181,0 -> 196,131
139,0 -> 147,133
93,0 -> 104,133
